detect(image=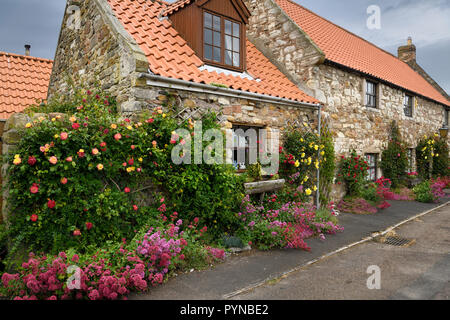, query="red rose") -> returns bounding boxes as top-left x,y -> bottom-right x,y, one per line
114,133 -> 122,141
131,145 -> 136,150
30,183 -> 39,194
100,142 -> 107,148
61,177 -> 68,185
72,123 -> 80,130
147,118 -> 154,124
73,230 -> 81,236
128,158 -> 134,166
85,222 -> 93,230
28,156 -> 37,166
124,187 -> 131,193
30,214 -> 38,222
133,205 -> 138,211
47,199 -> 56,209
